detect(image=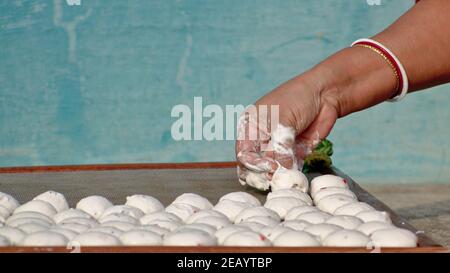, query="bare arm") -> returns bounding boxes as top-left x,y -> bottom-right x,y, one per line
236,0 -> 450,185
316,0 -> 450,118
